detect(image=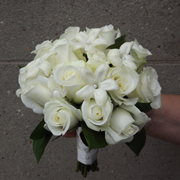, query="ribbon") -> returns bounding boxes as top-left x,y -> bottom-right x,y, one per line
76,127 -> 98,165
